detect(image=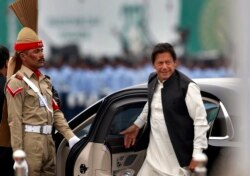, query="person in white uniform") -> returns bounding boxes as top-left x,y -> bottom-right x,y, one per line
121,43 -> 209,176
